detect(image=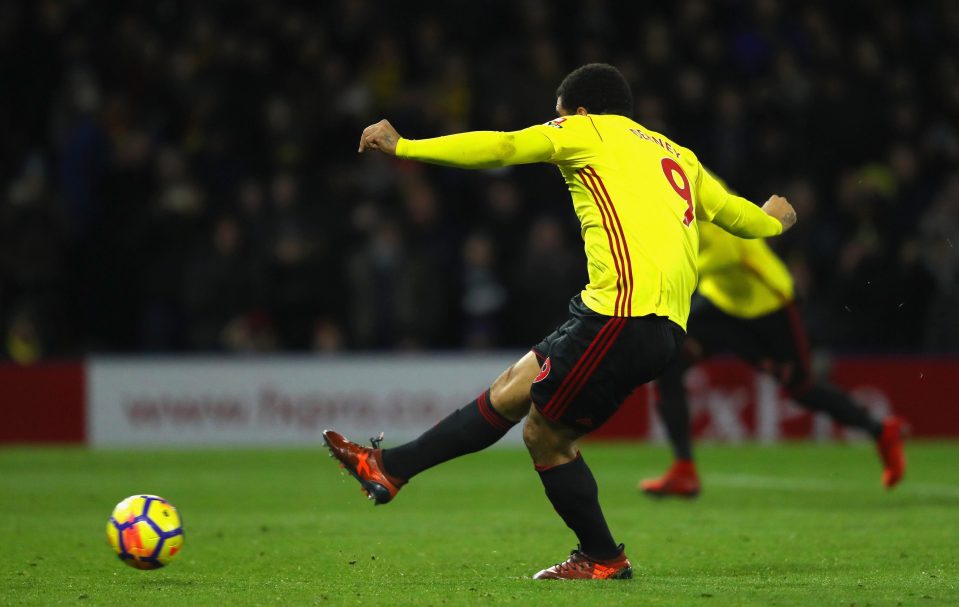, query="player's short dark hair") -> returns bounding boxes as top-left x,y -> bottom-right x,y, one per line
555,63 -> 633,116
